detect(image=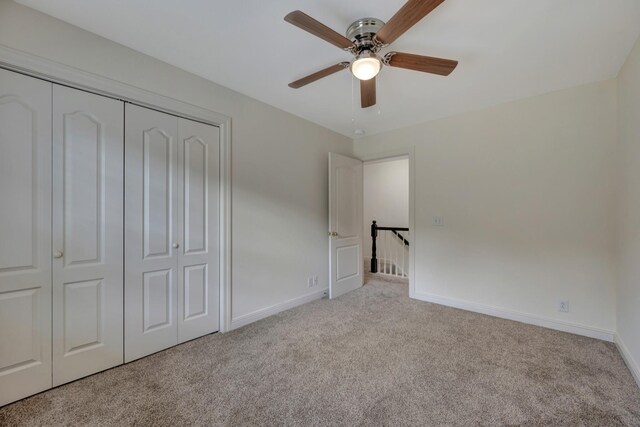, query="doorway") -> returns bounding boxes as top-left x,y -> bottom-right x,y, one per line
362,152 -> 413,294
